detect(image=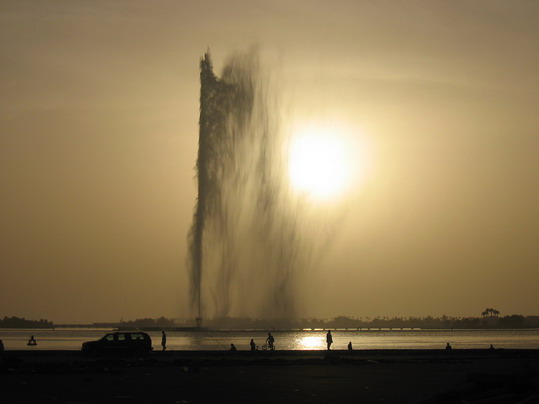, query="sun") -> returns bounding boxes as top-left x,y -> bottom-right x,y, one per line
288,125 -> 353,199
